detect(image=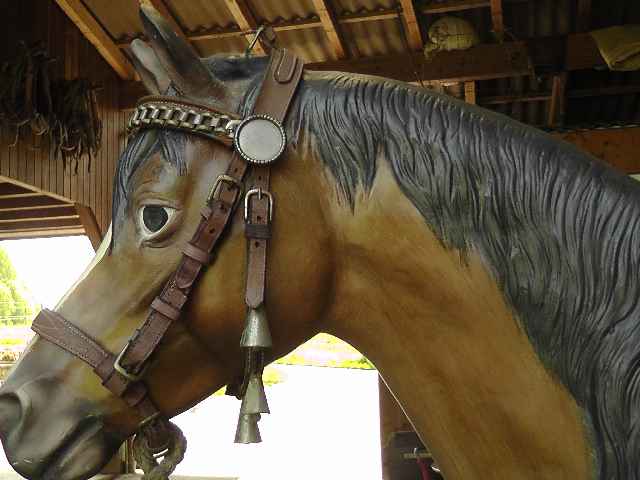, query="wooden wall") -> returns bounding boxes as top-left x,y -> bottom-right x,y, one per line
0,0 -> 127,235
